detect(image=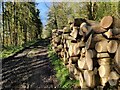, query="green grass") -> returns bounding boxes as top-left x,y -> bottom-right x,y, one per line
48,45 -> 79,89
1,40 -> 38,59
